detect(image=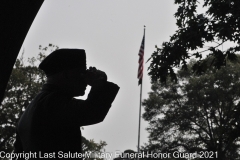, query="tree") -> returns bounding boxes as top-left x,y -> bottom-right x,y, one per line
0,51 -> 46,152
142,58 -> 240,160
148,0 -> 240,83
0,44 -> 106,155
82,136 -> 107,153
82,137 -> 107,160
